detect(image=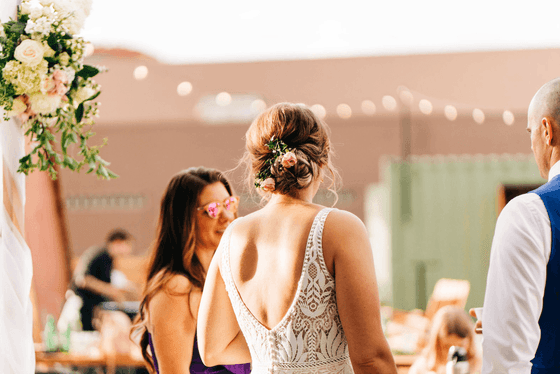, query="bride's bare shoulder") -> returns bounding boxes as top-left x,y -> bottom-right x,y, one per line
323,209 -> 369,243
326,209 -> 366,228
